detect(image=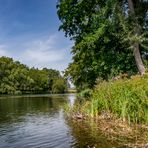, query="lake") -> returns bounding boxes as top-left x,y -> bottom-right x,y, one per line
0,94 -> 117,148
